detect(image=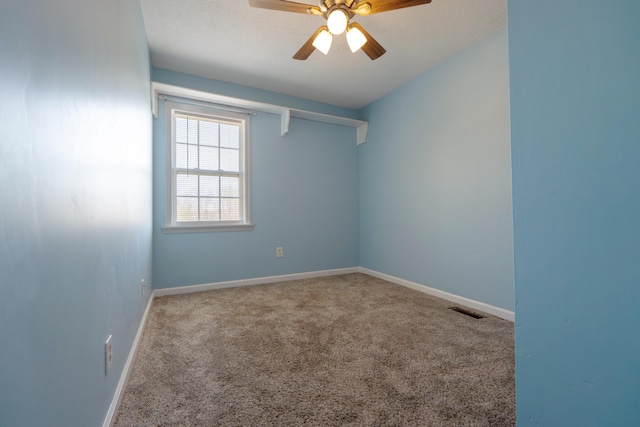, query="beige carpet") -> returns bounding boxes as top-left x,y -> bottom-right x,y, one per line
114,273 -> 514,426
